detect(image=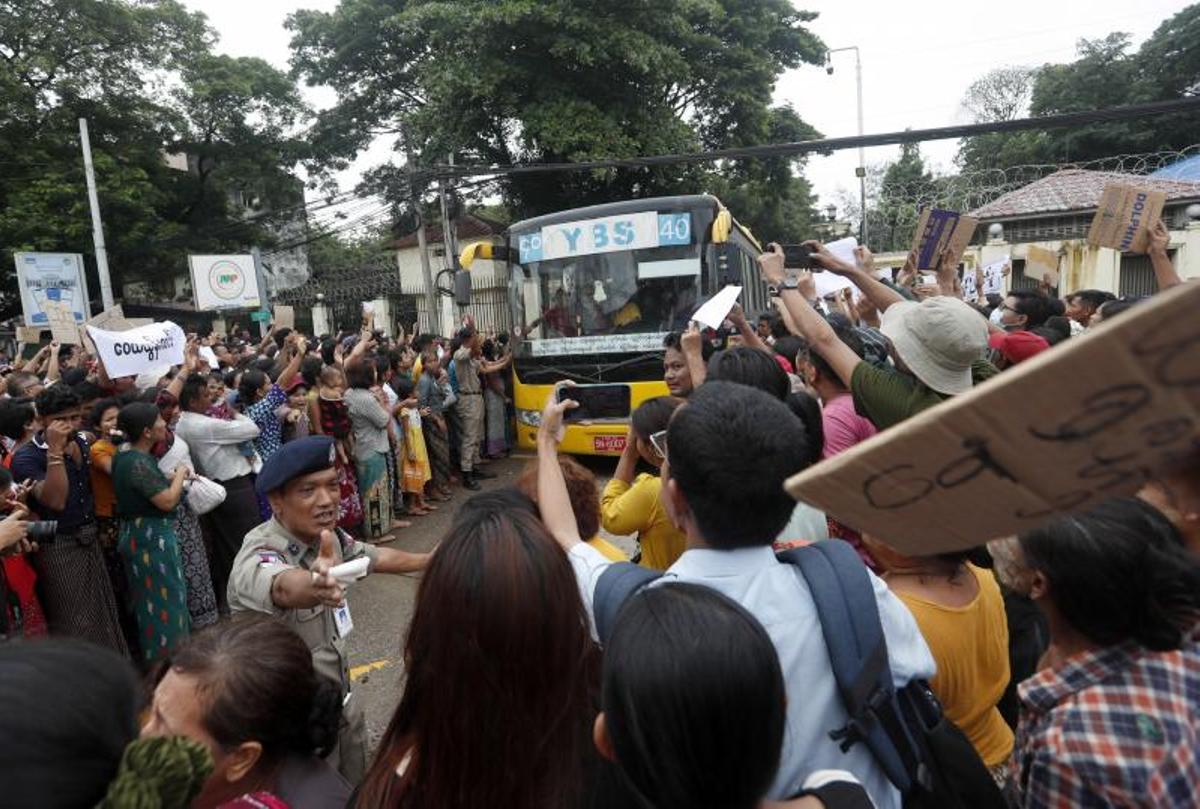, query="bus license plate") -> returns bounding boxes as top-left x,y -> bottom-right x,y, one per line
593,435 -> 626,453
